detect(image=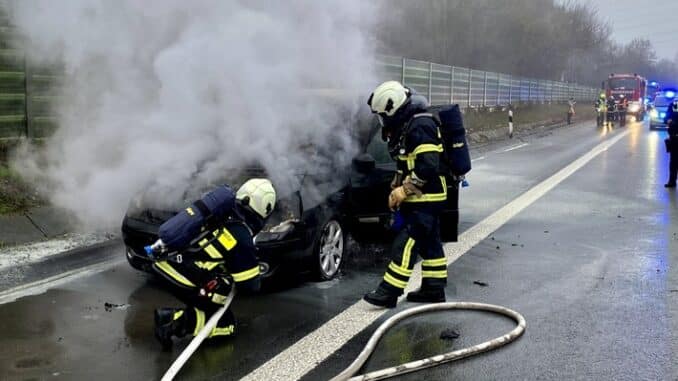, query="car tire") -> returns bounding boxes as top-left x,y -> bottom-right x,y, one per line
312,217 -> 345,281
